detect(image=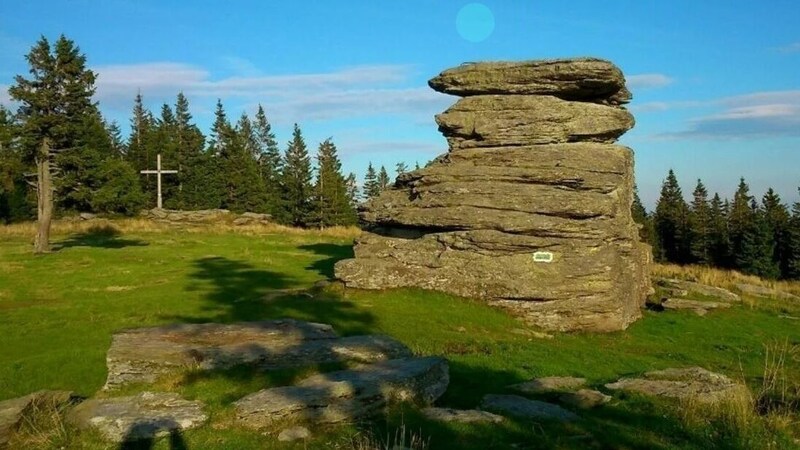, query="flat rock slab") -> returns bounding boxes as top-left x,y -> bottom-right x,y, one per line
509,376 -> 587,394
68,392 -> 207,443
234,357 -> 449,428
655,278 -> 740,303
428,58 -> 629,103
559,389 -> 611,409
736,283 -> 800,301
481,395 -> 578,422
605,367 -> 747,404
104,319 -> 411,389
0,390 -> 75,447
662,298 -> 732,316
278,425 -> 311,442
422,407 -> 504,424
